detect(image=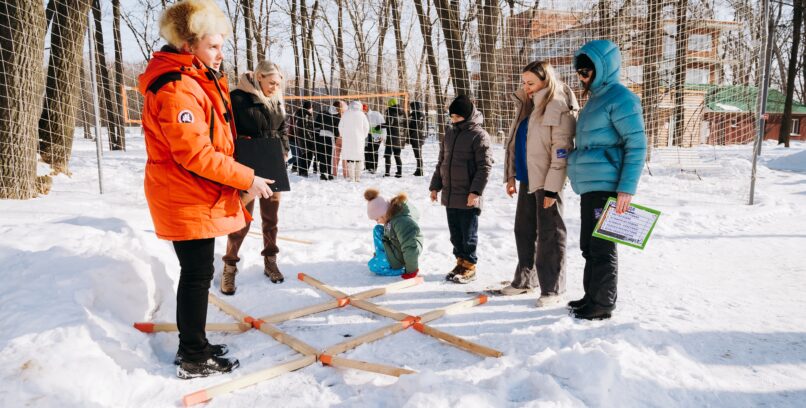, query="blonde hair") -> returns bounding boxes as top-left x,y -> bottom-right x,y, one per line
159,0 -> 232,48
523,60 -> 560,115
253,61 -> 285,114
